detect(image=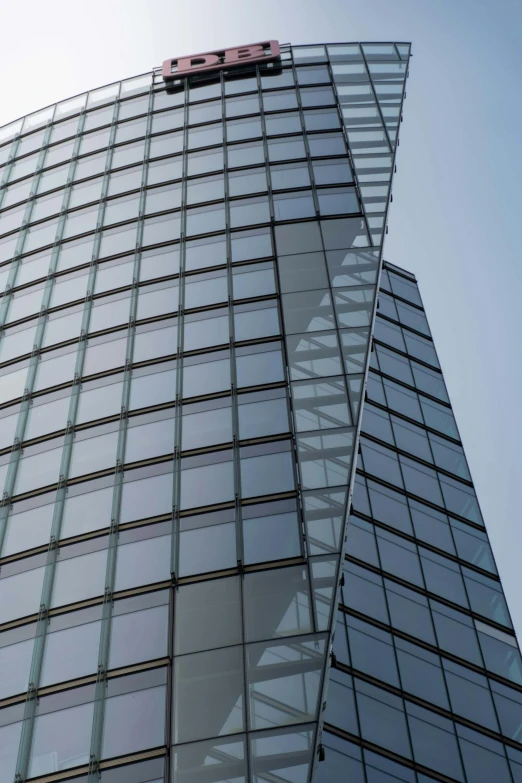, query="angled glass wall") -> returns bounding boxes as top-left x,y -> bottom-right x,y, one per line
318,261 -> 522,783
